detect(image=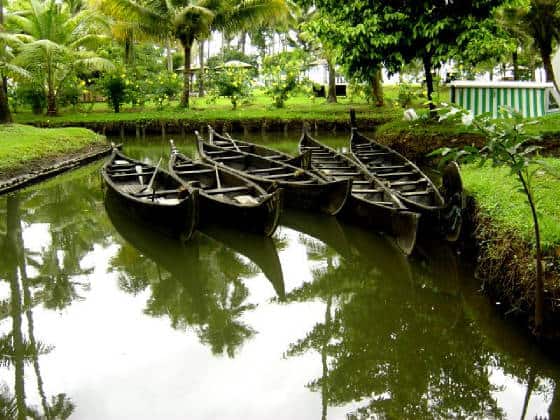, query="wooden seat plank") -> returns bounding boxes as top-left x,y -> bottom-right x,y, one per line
205,186 -> 250,194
